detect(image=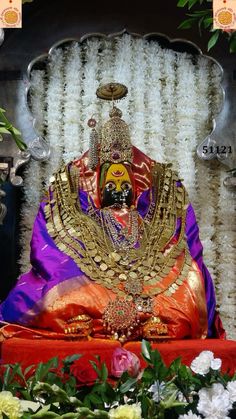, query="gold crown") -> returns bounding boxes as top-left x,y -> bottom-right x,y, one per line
99,106 -> 133,165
